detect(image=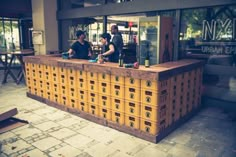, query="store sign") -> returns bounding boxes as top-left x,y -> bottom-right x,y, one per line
69,25 -> 89,40
69,26 -> 77,40
201,18 -> 236,55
